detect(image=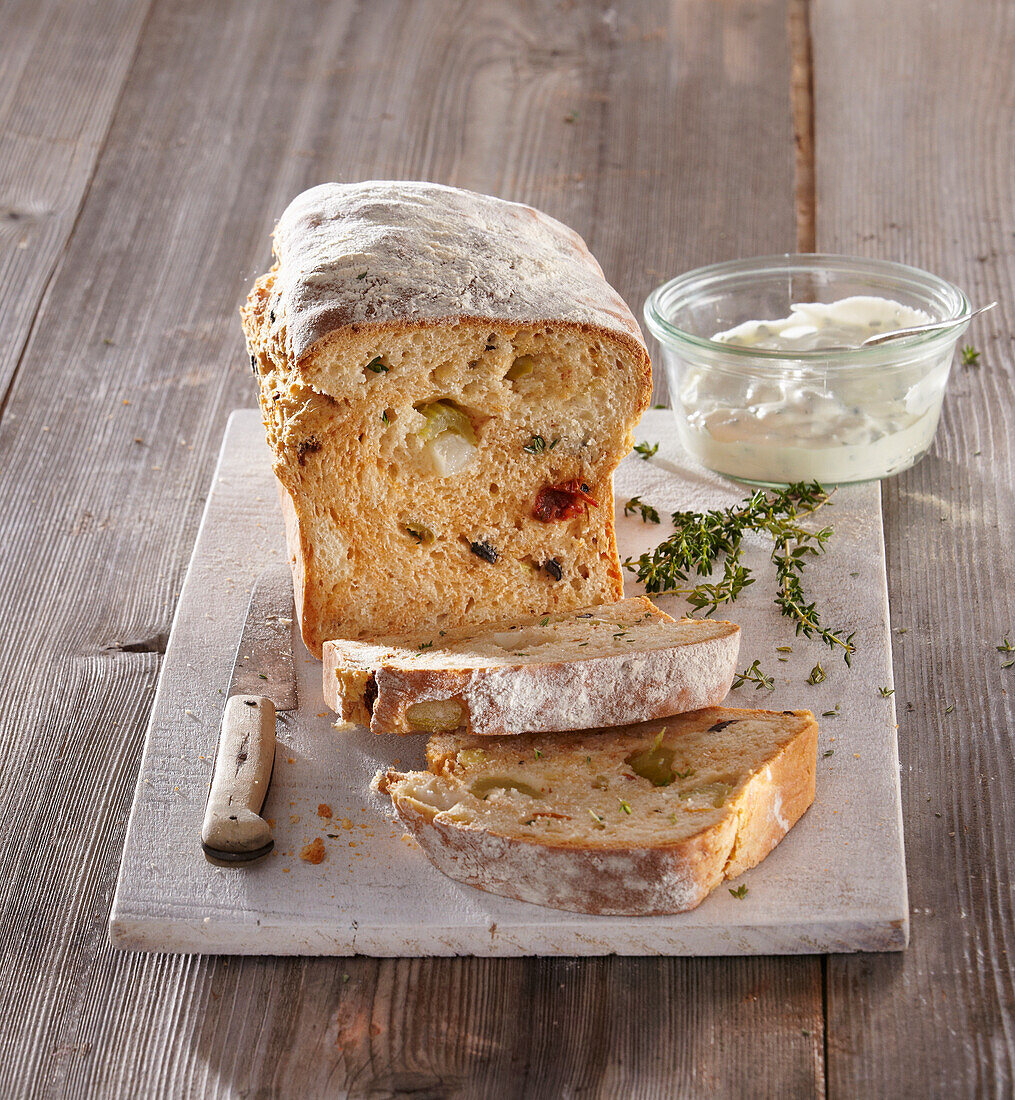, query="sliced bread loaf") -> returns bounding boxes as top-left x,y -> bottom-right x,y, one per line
241,181 -> 652,657
374,707 -> 817,915
324,597 -> 740,736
